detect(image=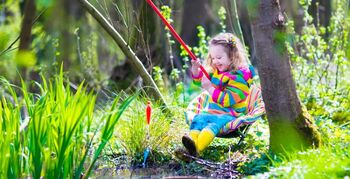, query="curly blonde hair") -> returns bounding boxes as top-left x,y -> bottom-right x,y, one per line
205,33 -> 248,72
